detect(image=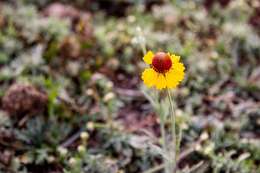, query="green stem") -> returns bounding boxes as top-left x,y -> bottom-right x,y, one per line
167,89 -> 177,172
159,106 -> 171,173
